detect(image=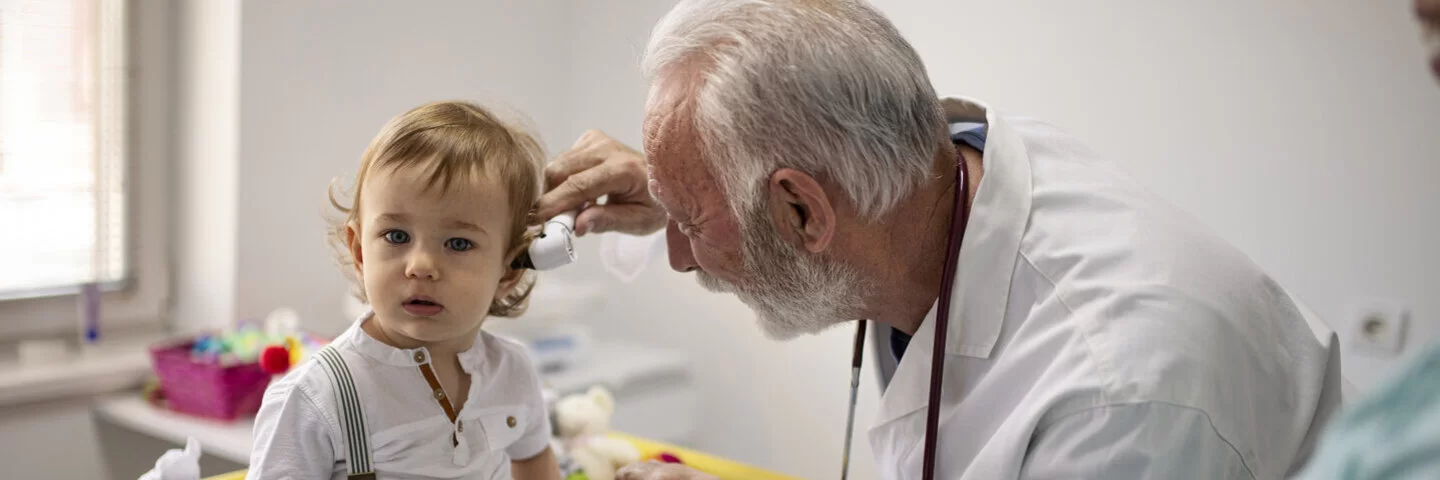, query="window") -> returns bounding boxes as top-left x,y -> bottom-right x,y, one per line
0,0 -> 168,338
0,0 -> 128,299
